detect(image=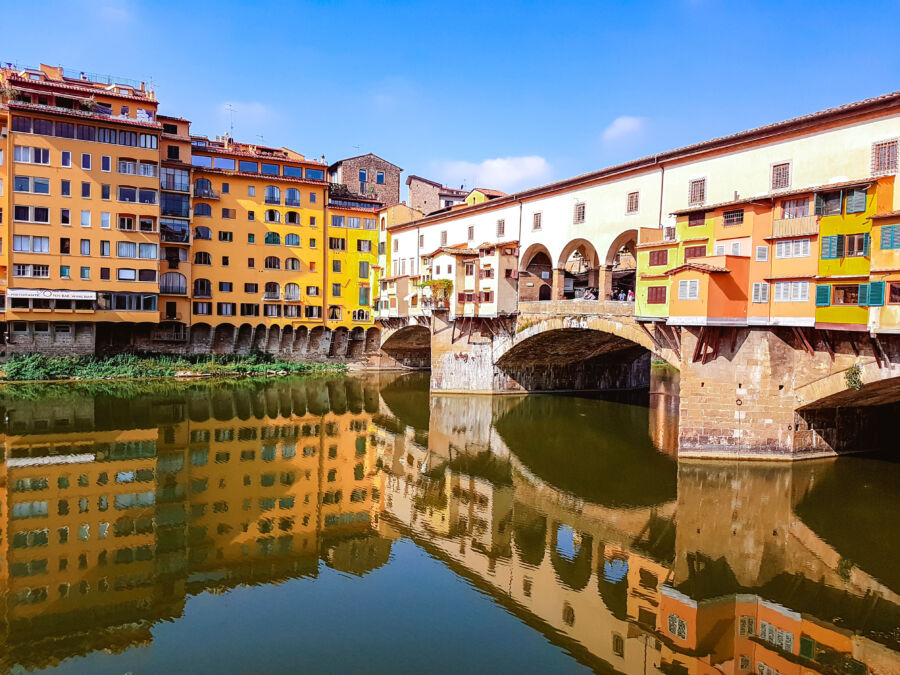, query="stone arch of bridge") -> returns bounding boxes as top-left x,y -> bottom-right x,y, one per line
380,324 -> 432,369
494,315 -> 680,370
